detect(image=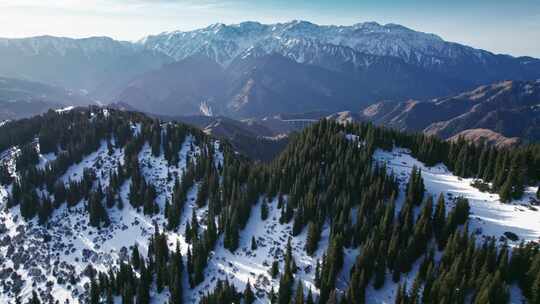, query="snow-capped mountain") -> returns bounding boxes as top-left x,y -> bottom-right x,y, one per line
140,20 -> 449,66
1,20 -> 539,118
113,20 -> 540,119
0,36 -> 137,57
140,20 -> 540,83
2,20 -> 540,122
0,36 -> 172,99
